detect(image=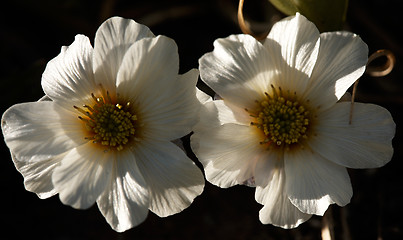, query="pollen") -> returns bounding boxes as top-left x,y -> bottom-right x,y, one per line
250,85 -> 310,147
75,92 -> 137,151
